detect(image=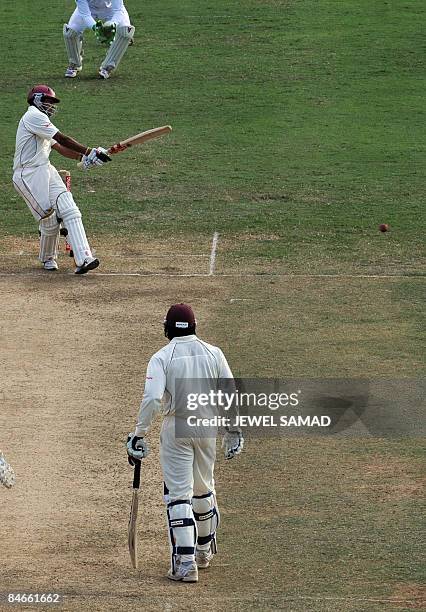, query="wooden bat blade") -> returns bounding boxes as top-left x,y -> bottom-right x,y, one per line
128,489 -> 139,569
108,126 -> 172,154
77,126 -> 172,168
128,460 -> 141,569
